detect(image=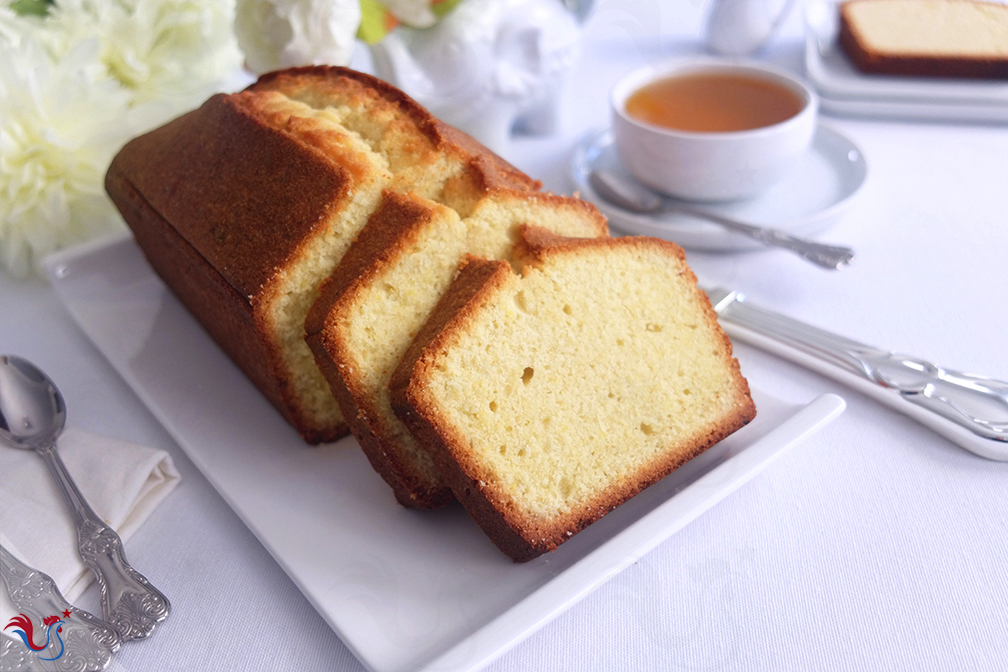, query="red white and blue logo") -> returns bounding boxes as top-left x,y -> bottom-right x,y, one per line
4,611 -> 70,661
